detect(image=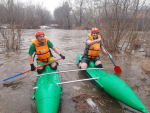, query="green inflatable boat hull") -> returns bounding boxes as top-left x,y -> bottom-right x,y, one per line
76,54 -> 148,113
33,64 -> 62,113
